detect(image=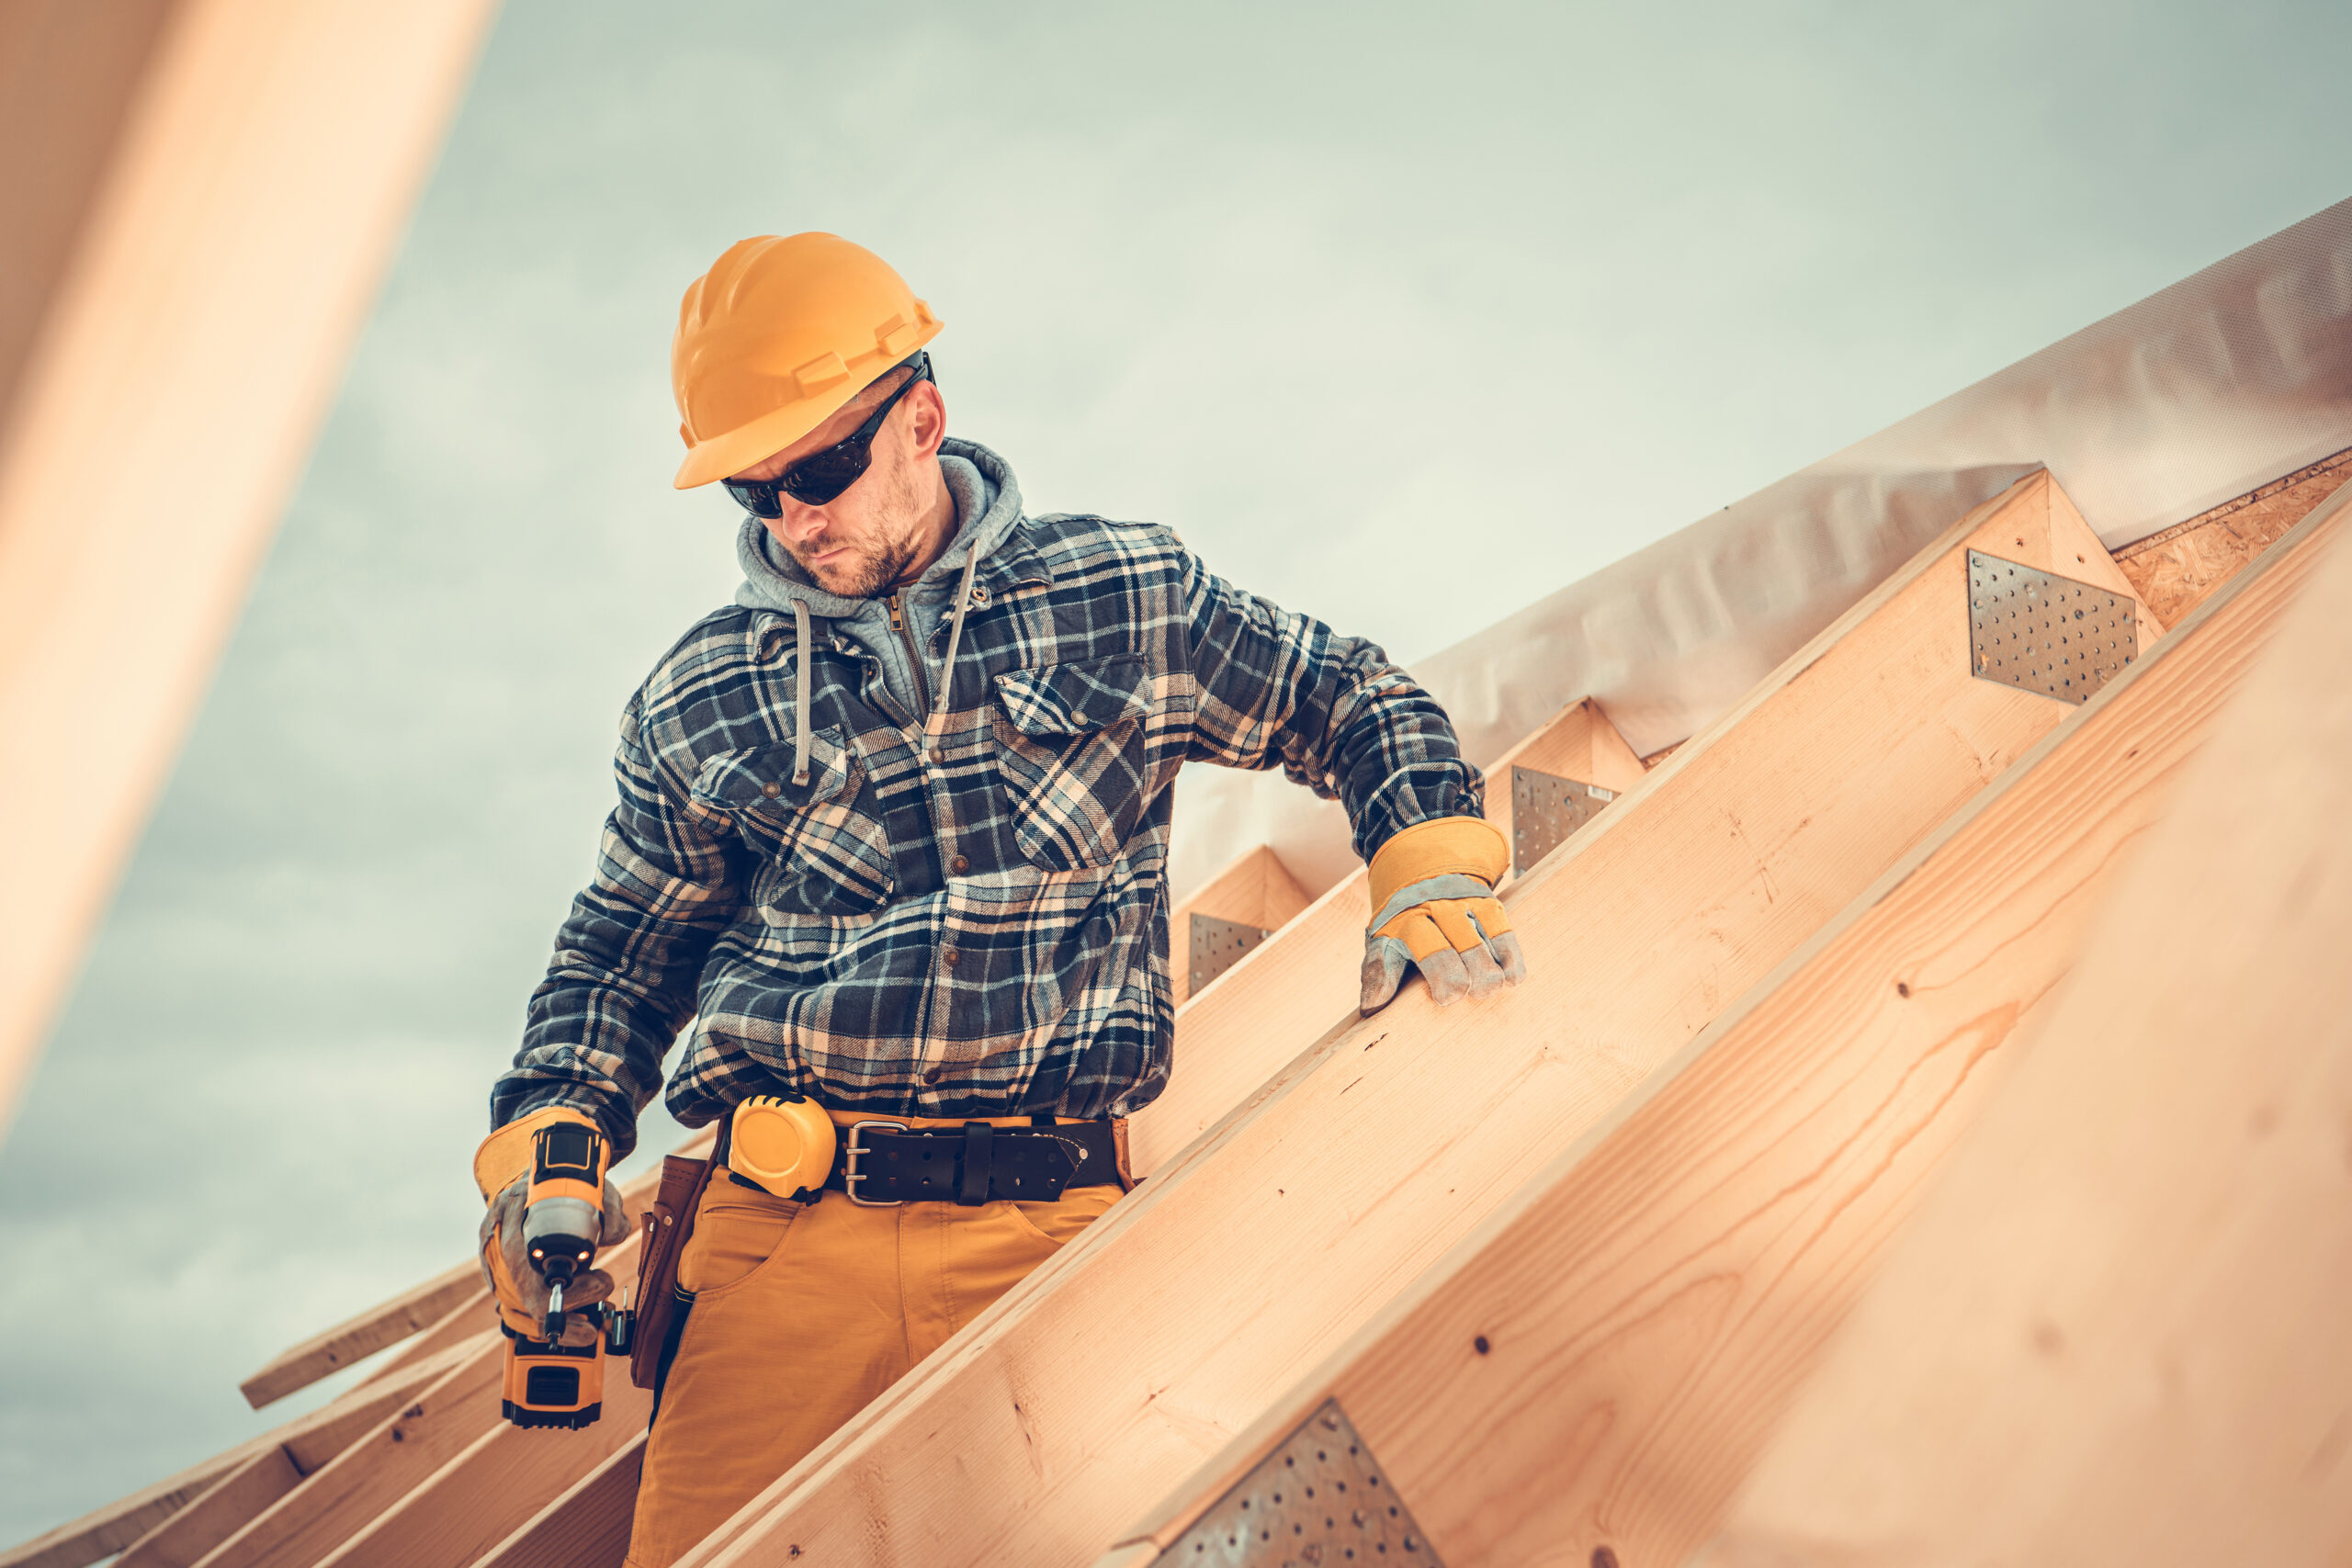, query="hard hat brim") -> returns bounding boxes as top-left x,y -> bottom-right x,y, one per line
672,320 -> 944,491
